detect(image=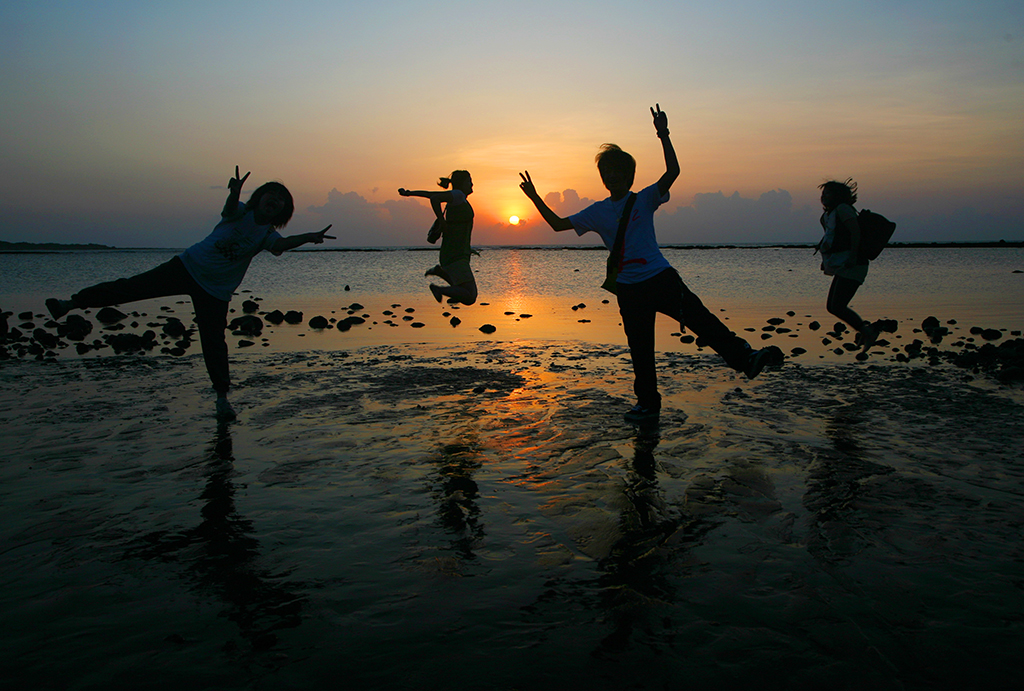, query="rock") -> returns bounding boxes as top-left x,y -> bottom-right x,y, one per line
309,315 -> 330,329
411,322 -> 425,328
791,347 -> 807,355
229,315 -> 264,336
237,340 -> 255,347
265,310 -> 285,325
33,328 -> 59,350
680,335 -> 695,344
242,299 -> 260,313
450,317 -> 461,327
95,307 -> 128,324
161,318 -> 187,337
808,321 -> 820,331
479,324 -> 496,334
18,311 -> 33,321
104,331 -> 158,353
922,316 -> 941,330
58,314 -> 93,341
284,310 -> 303,324
981,329 -> 1002,341
767,317 -> 785,325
